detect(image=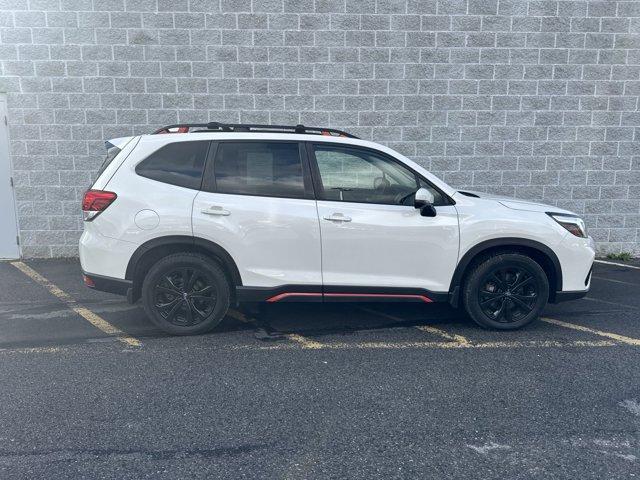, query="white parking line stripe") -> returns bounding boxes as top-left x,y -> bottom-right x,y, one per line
7,304 -> 138,321
582,297 -> 640,310
360,307 -> 471,345
10,262 -> 141,348
541,317 -> 640,346
594,260 -> 640,270
592,276 -> 640,287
